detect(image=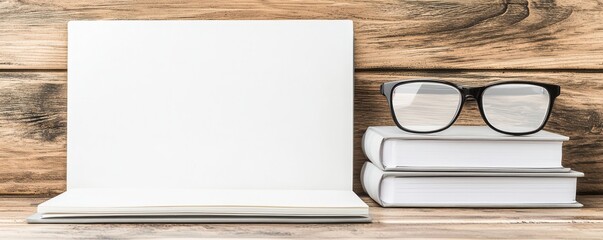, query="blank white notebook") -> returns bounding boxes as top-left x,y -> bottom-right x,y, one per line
28,20 -> 369,223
